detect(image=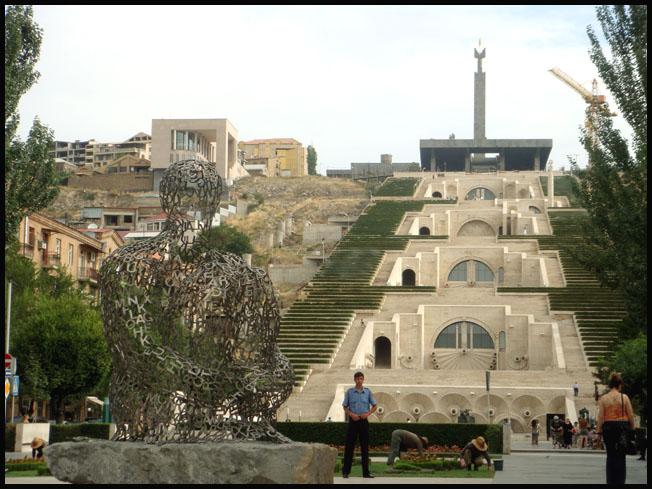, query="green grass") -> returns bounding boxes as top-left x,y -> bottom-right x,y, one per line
5,470 -> 41,477
336,461 -> 494,478
374,178 -> 420,197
